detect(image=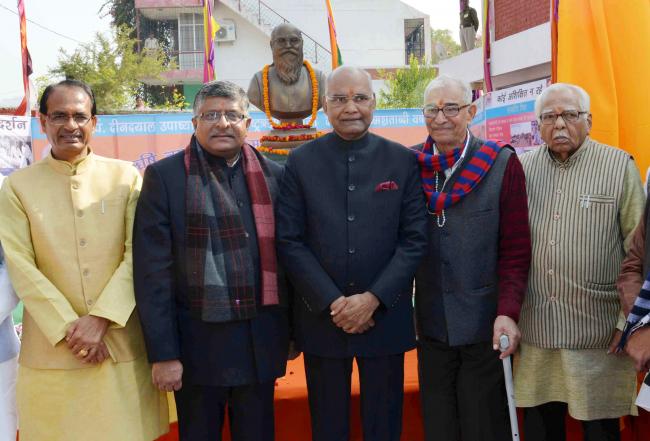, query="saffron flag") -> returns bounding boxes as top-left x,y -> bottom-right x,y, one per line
16,0 -> 32,116
482,0 -> 492,92
550,0 -> 559,83
557,0 -> 650,180
202,0 -> 220,83
325,0 -> 343,69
